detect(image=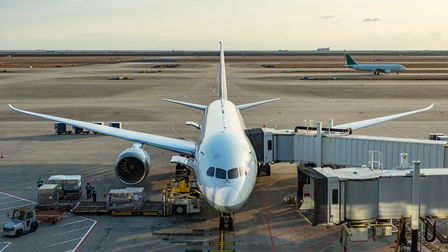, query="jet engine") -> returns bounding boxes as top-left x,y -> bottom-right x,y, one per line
114,143 -> 151,185
384,69 -> 391,74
